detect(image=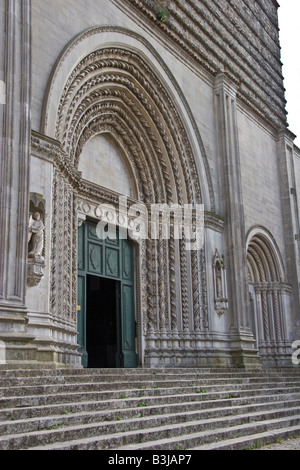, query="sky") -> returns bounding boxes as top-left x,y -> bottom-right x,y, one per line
278,1 -> 300,146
